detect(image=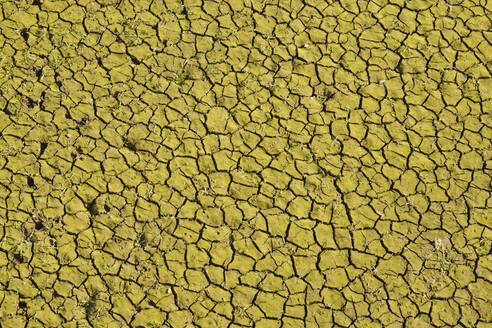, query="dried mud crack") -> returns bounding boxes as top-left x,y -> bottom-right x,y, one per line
0,0 -> 491,327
